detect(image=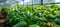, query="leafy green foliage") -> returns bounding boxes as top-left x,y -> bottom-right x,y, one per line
29,24 -> 40,27
55,18 -> 60,25
12,21 -> 28,27
3,4 -> 60,27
